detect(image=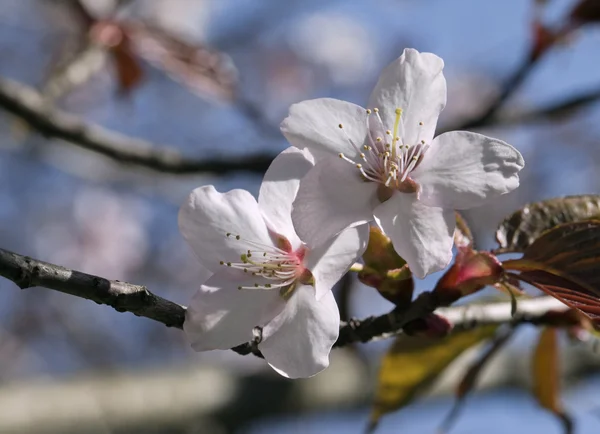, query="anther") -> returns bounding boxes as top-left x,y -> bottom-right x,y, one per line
338,123 -> 343,129
421,140 -> 425,144
395,108 -> 402,115
363,145 -> 369,150
386,130 -> 392,135
376,137 -> 382,142
366,109 -> 372,114
356,164 -> 362,168
374,108 -> 379,113
226,233 -> 231,237
219,261 -> 224,265
226,262 -> 232,267
419,122 -> 424,126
